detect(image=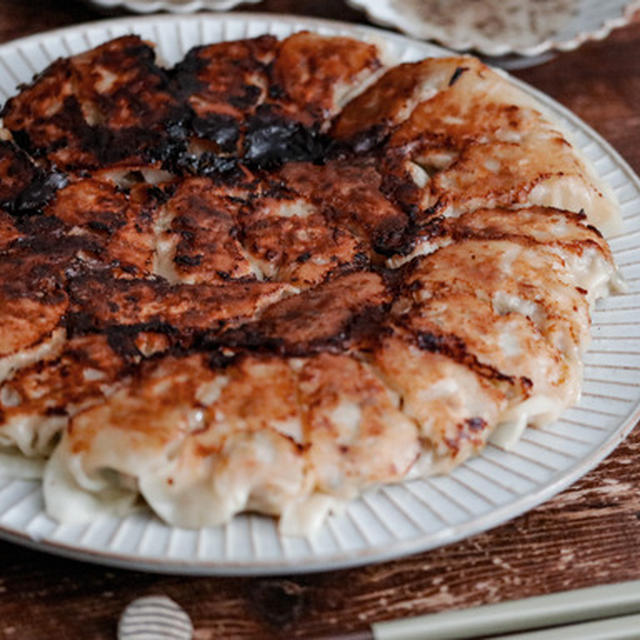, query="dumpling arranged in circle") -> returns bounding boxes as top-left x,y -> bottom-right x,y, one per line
0,32 -> 623,535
